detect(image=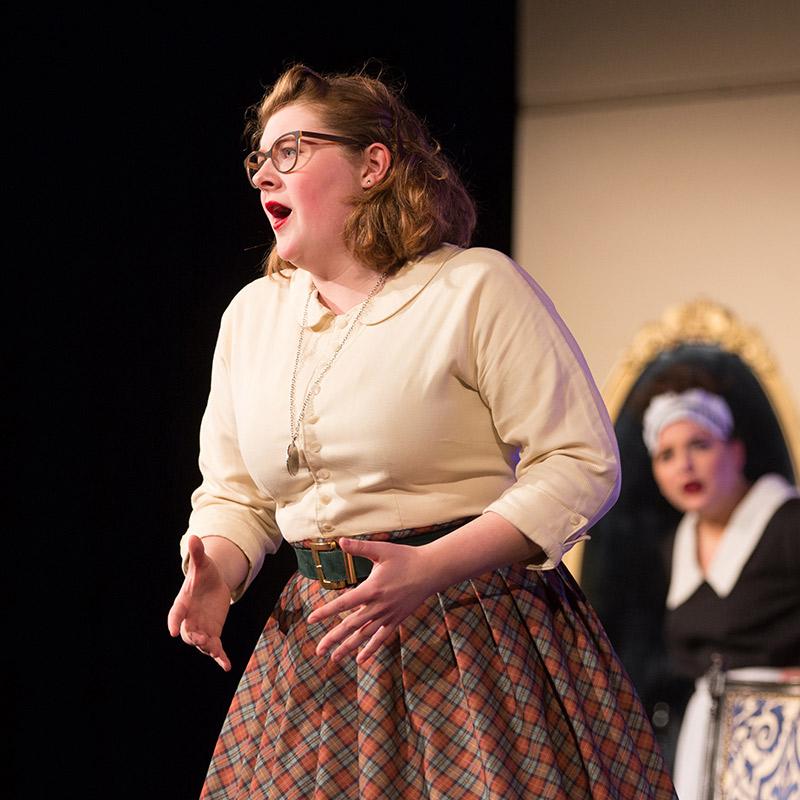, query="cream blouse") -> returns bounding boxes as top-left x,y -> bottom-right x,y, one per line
181,245 -> 620,599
